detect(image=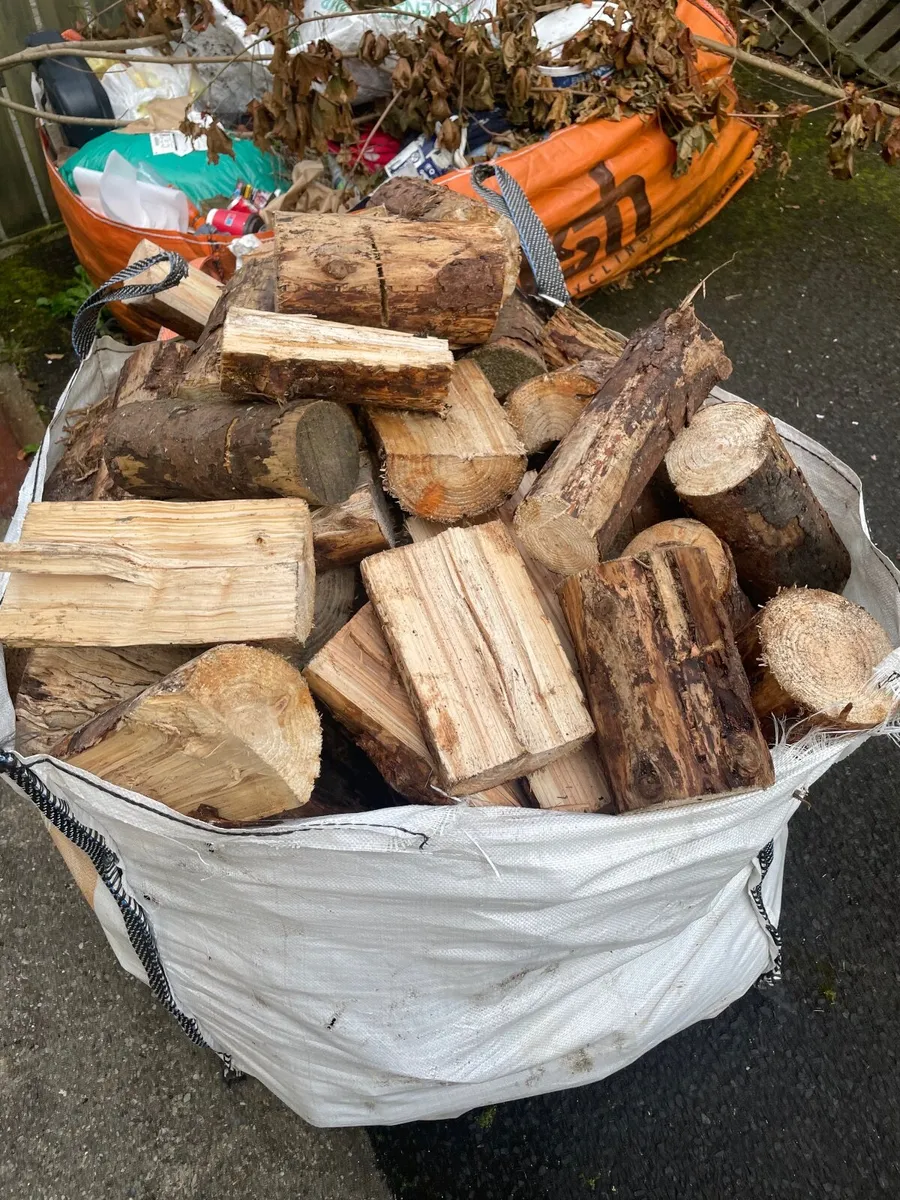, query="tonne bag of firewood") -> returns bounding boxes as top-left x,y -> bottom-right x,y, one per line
2,281 -> 899,1127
